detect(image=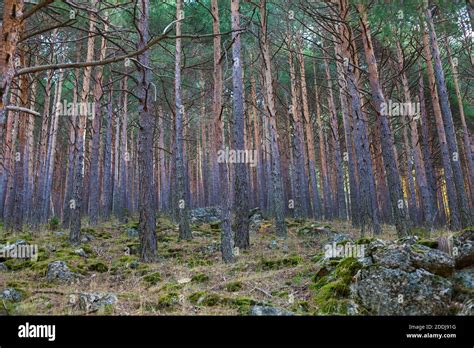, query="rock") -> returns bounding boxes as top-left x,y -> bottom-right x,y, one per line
459,299 -> 474,315
189,207 -> 221,224
46,261 -> 76,283
0,288 -> 23,302
0,262 -> 8,271
177,277 -> 191,284
351,266 -> 452,315
74,248 -> 87,258
453,266 -> 474,289
250,305 -> 293,316
372,242 -> 454,277
198,243 -> 220,255
129,260 -> 140,269
453,229 -> 474,269
249,207 -> 264,234
54,232 -> 66,237
126,228 -> 139,238
268,240 -> 279,250
77,292 -> 117,312
80,234 -> 94,243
